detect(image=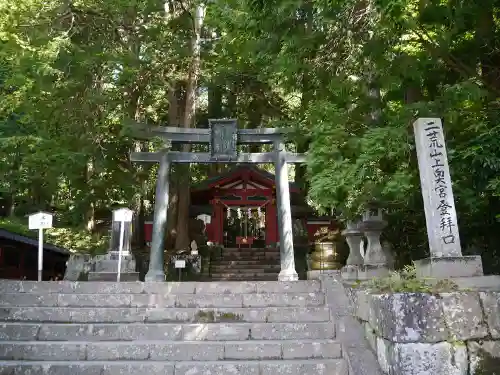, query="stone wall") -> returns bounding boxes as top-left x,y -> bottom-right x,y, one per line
349,288 -> 500,375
